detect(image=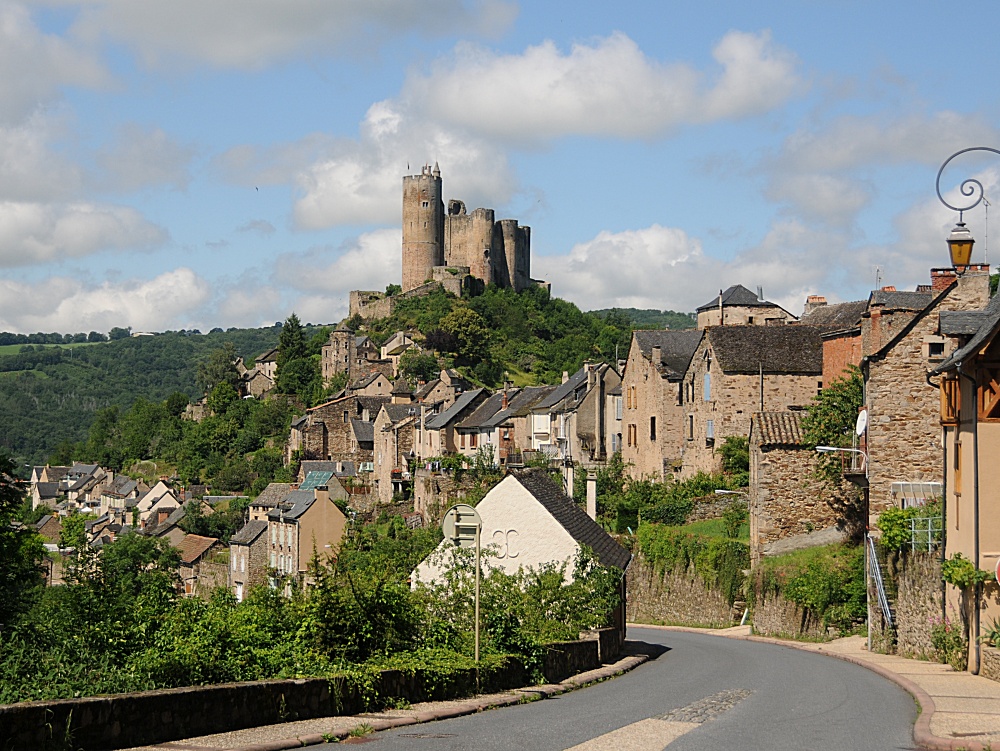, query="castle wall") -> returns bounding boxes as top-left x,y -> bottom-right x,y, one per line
444,207 -> 494,282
